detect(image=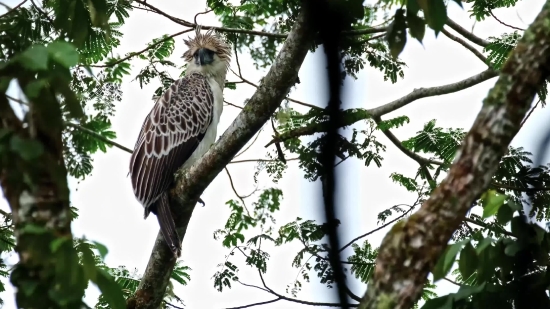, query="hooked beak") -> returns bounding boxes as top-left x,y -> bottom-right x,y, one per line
195,48 -> 213,66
